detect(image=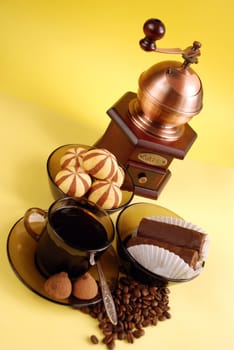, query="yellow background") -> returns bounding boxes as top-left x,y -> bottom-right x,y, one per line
0,0 -> 234,166
0,2 -> 234,350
